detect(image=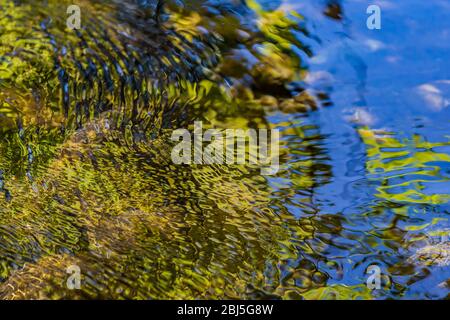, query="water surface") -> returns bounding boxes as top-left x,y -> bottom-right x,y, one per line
0,0 -> 448,299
